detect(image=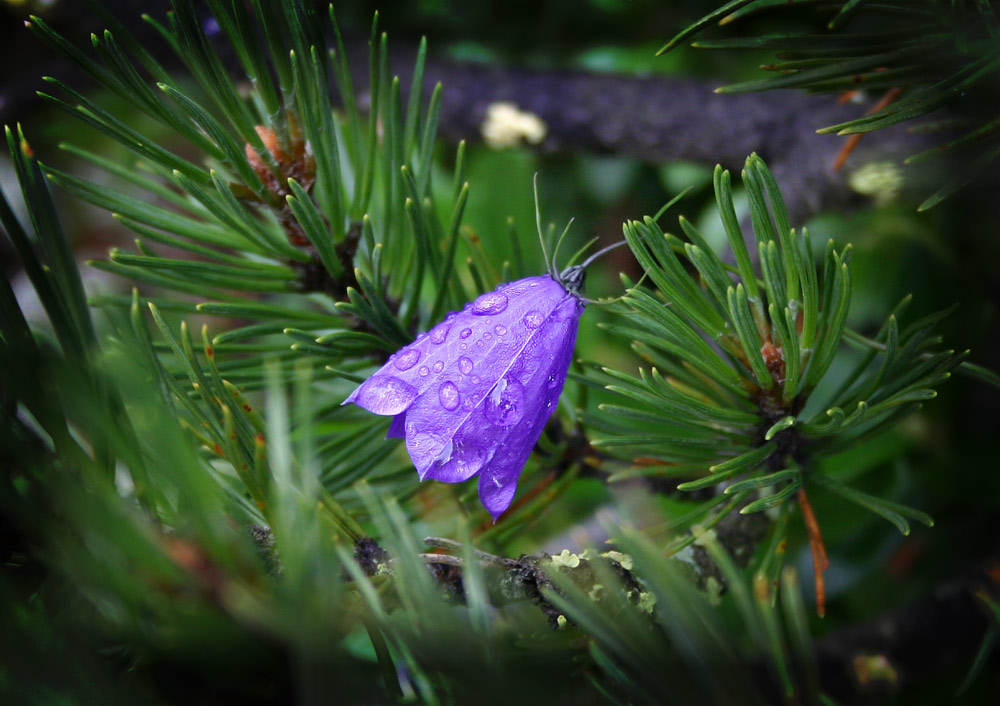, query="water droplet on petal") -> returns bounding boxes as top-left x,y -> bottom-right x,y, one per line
430,322 -> 450,344
483,332 -> 492,340
393,348 -> 420,371
523,310 -> 545,329
438,381 -> 460,411
471,291 -> 509,315
484,377 -> 526,427
460,343 -> 467,350
409,431 -> 448,474
433,361 -> 444,373
418,366 -> 430,376
434,439 -> 454,463
356,375 -> 418,415
471,375 -> 481,384
458,356 -> 474,375
460,328 -> 473,339
409,430 -> 435,449
494,324 -> 507,336
431,443 -> 485,482
476,340 -> 484,348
